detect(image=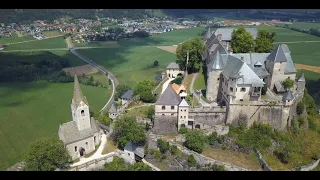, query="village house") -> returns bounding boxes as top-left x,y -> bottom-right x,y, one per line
124,141 -> 145,164
58,75 -> 103,160
121,90 -> 134,105
166,62 -> 184,78
108,101 -> 118,120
